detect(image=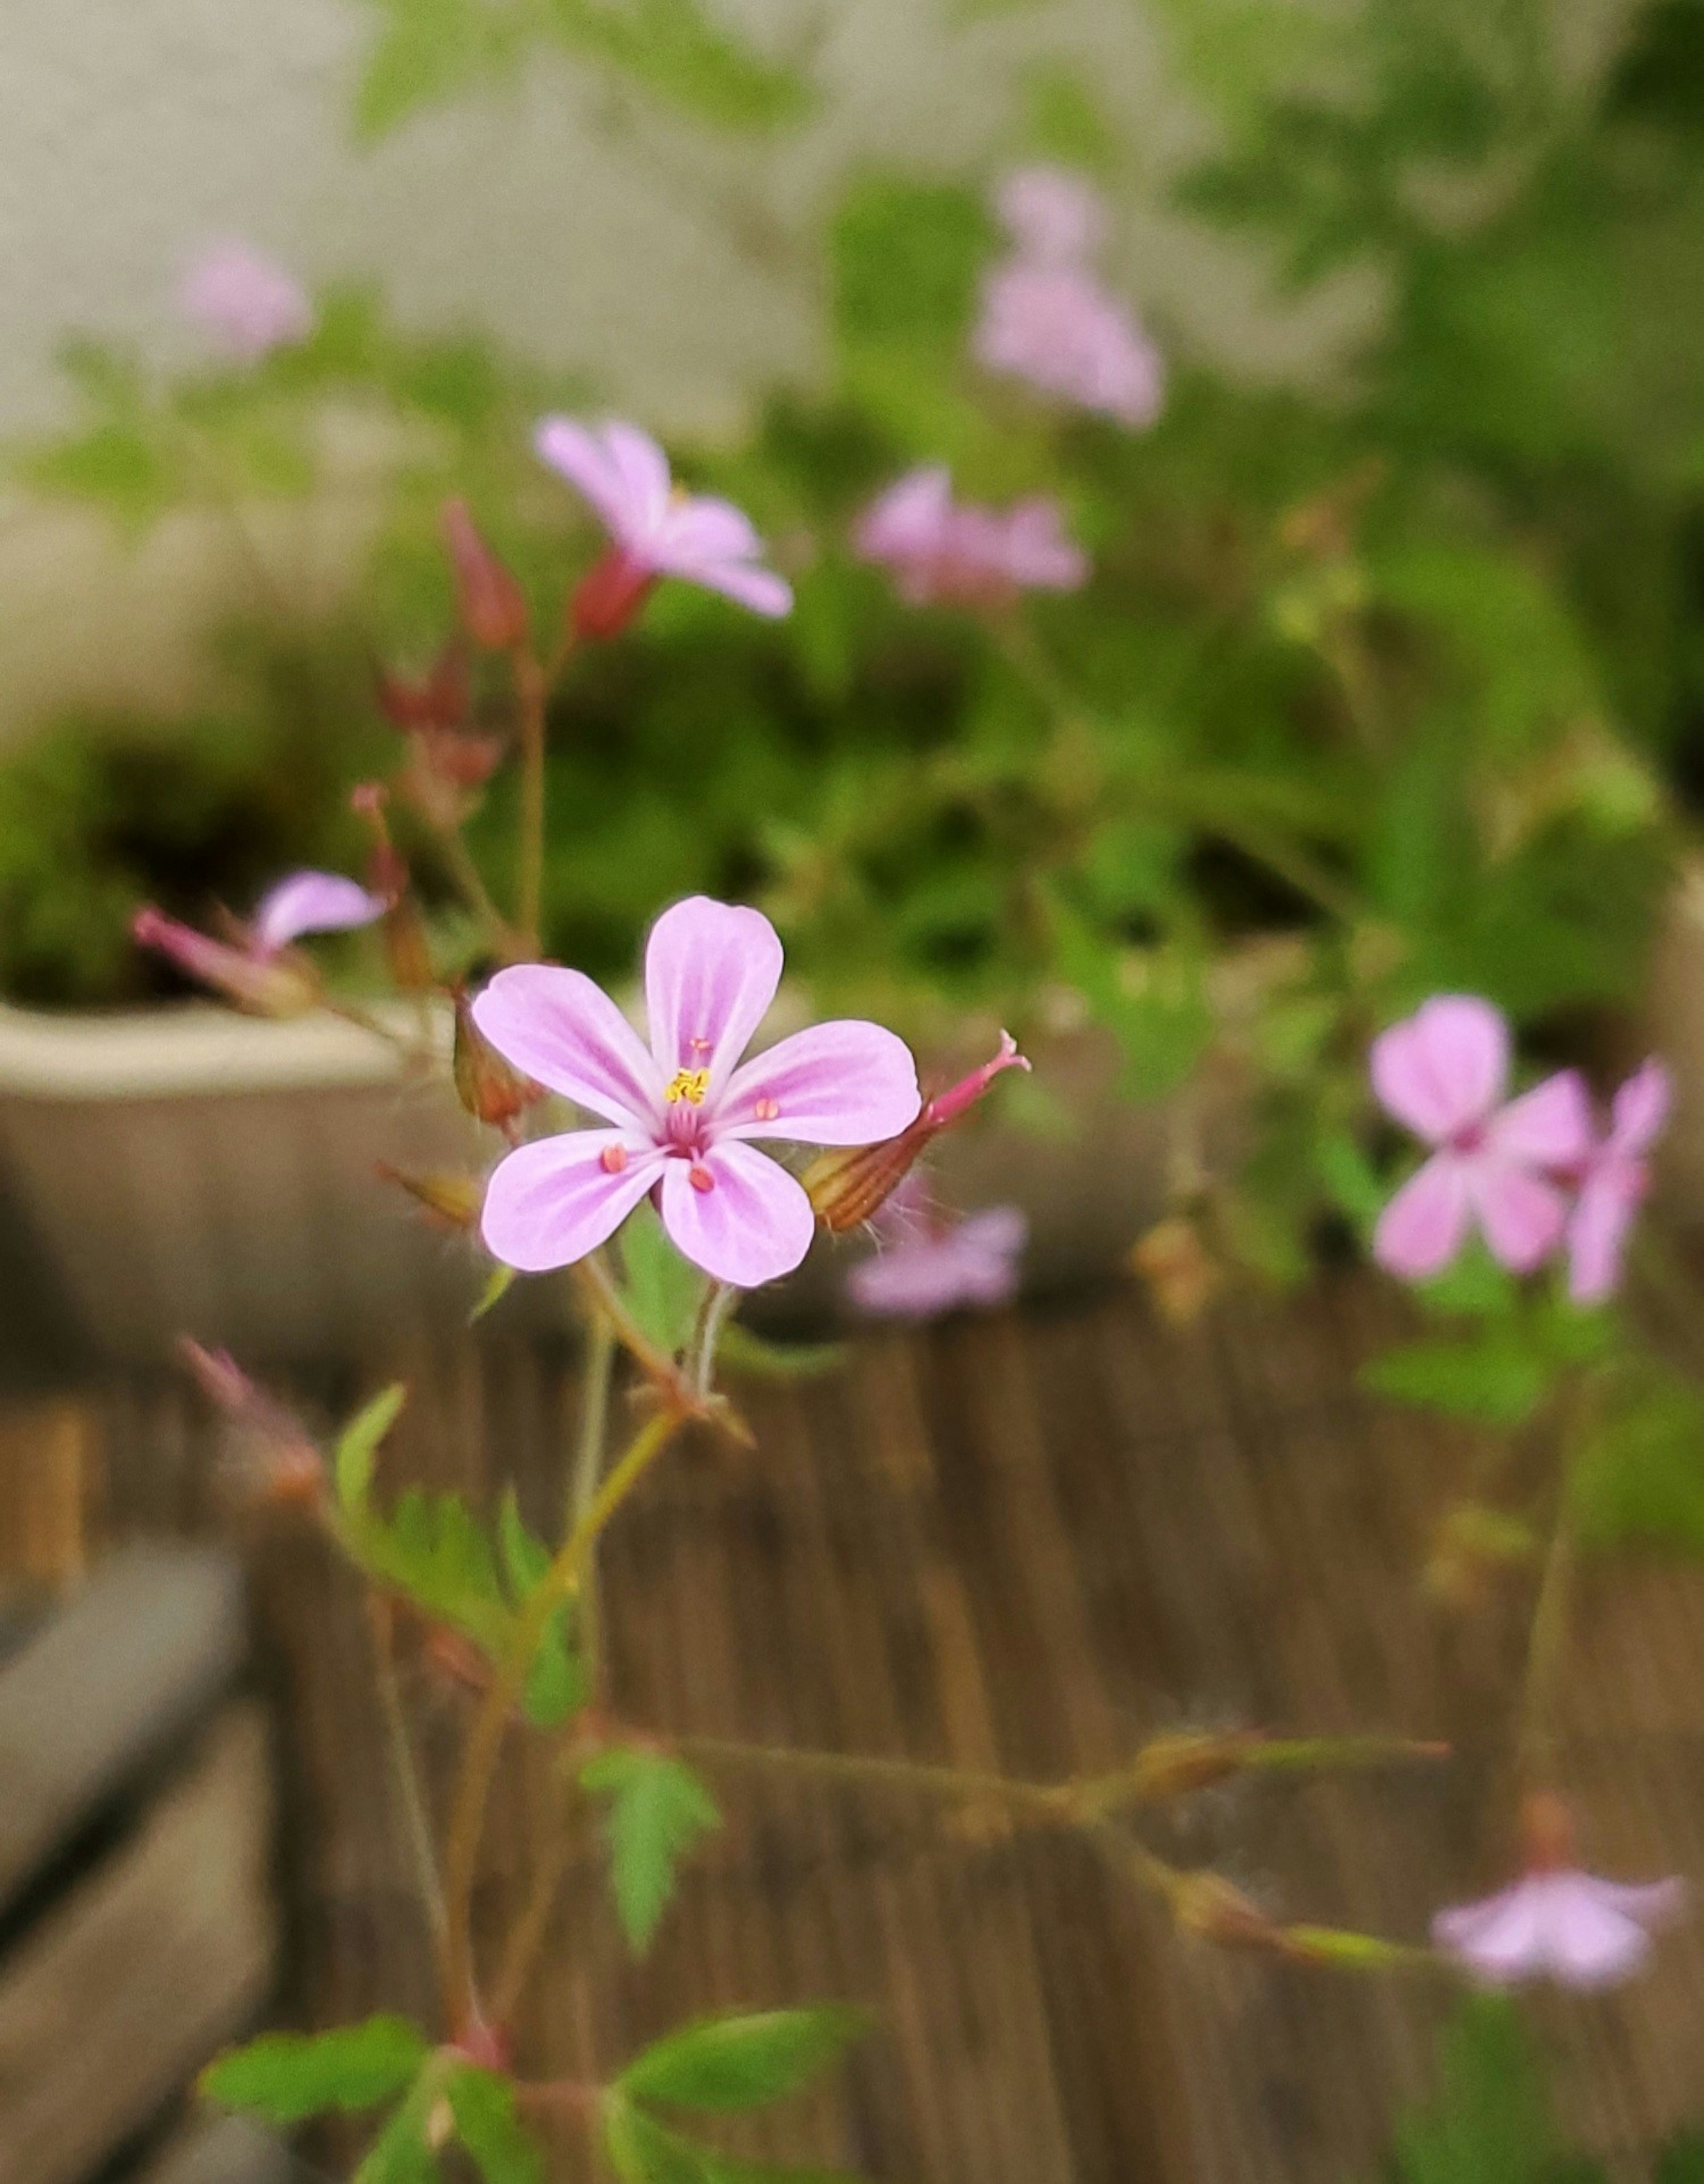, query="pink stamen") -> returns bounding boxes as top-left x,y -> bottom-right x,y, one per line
689,1164 -> 715,1194
753,1096 -> 780,1122
600,1144 -> 628,1174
